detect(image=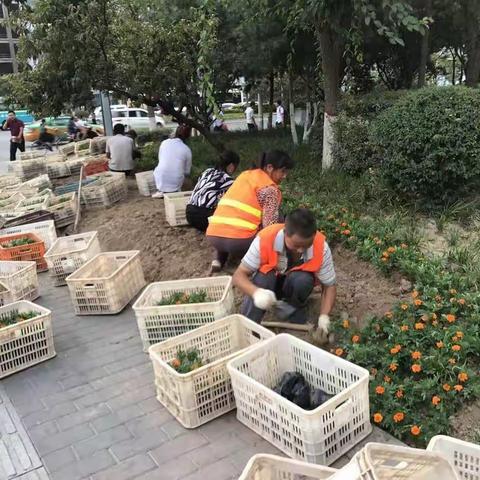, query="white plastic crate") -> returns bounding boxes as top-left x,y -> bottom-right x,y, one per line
59,142 -> 75,157
19,151 -> 45,160
428,435 -> 480,480
48,192 -> 78,228
16,193 -> 51,214
135,170 -> 156,197
149,314 -> 274,428
89,136 -> 107,155
0,300 -> 55,379
47,162 -> 71,179
330,442 -> 460,480
81,172 -> 127,208
0,261 -> 38,303
21,174 -> 52,193
133,276 -> 234,351
0,174 -> 21,189
0,220 -> 57,250
227,334 -> 371,465
45,231 -> 101,286
239,454 -> 337,480
0,281 -> 12,307
0,192 -> 24,210
66,251 -> 145,315
75,139 -> 91,154
164,191 -> 192,226
65,158 -> 84,175
13,157 -> 47,180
